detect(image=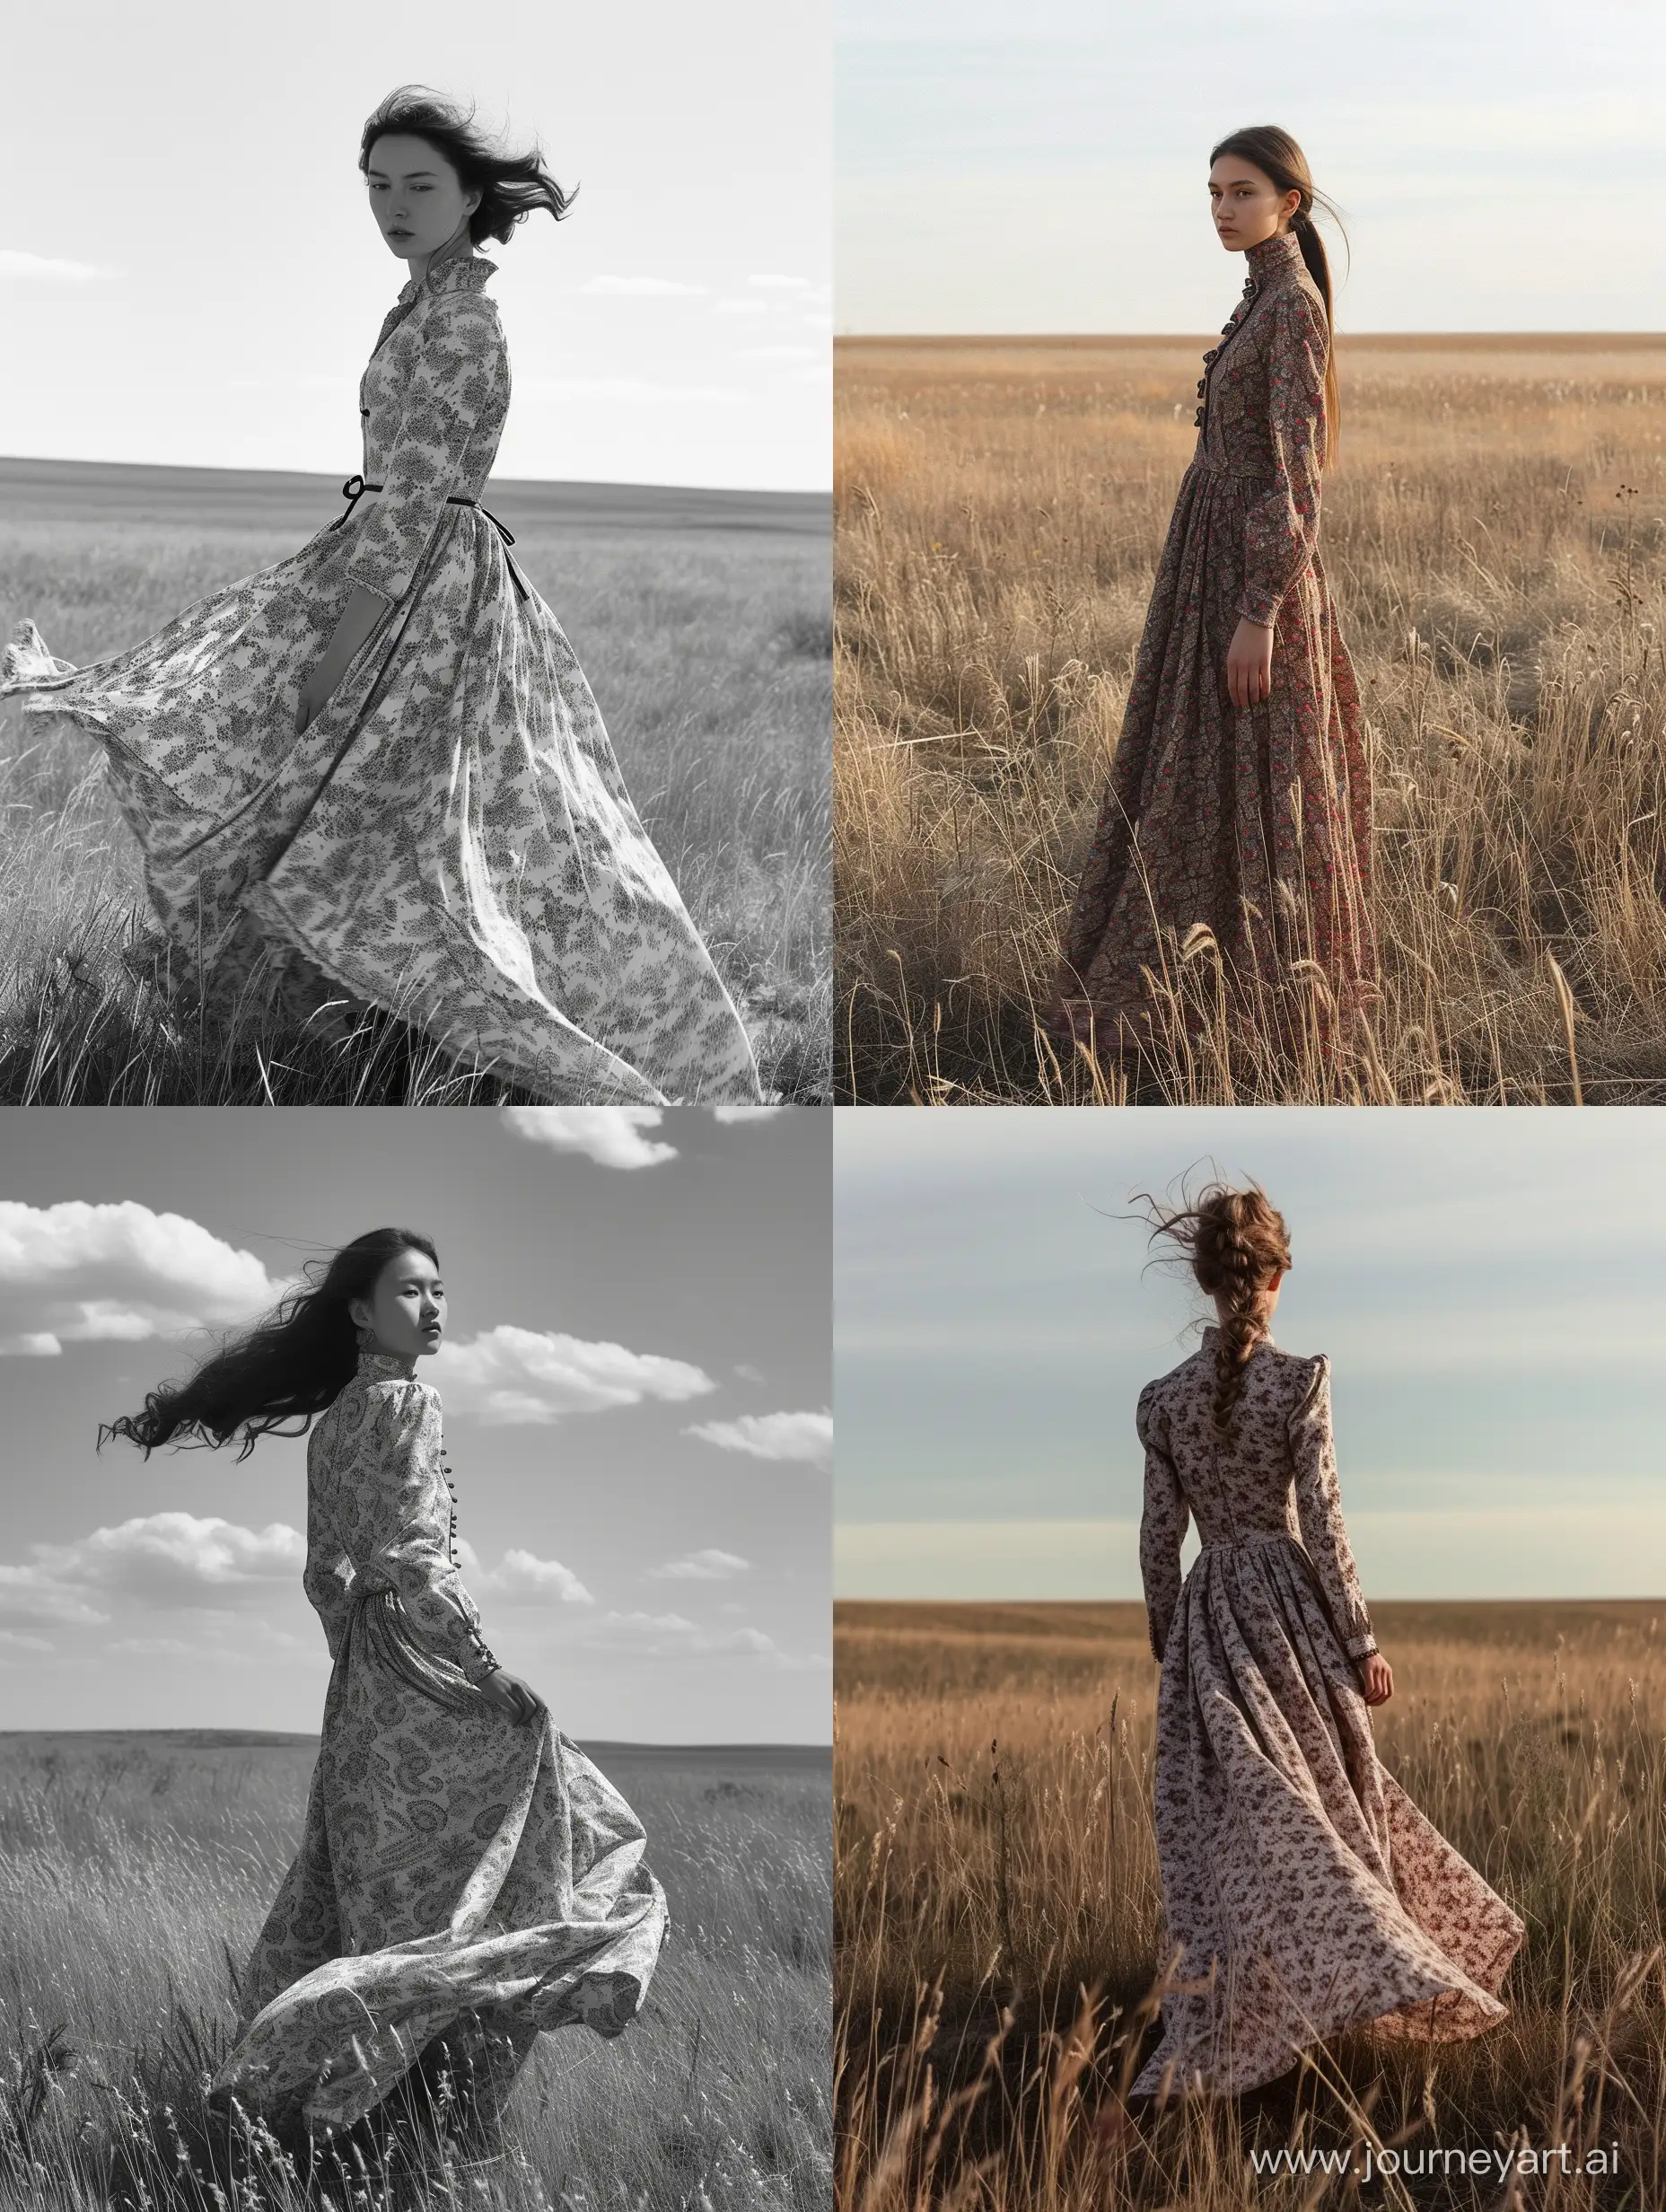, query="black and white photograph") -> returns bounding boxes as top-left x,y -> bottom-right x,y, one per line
0,1104 -> 830,2208
0,0 -> 830,1106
